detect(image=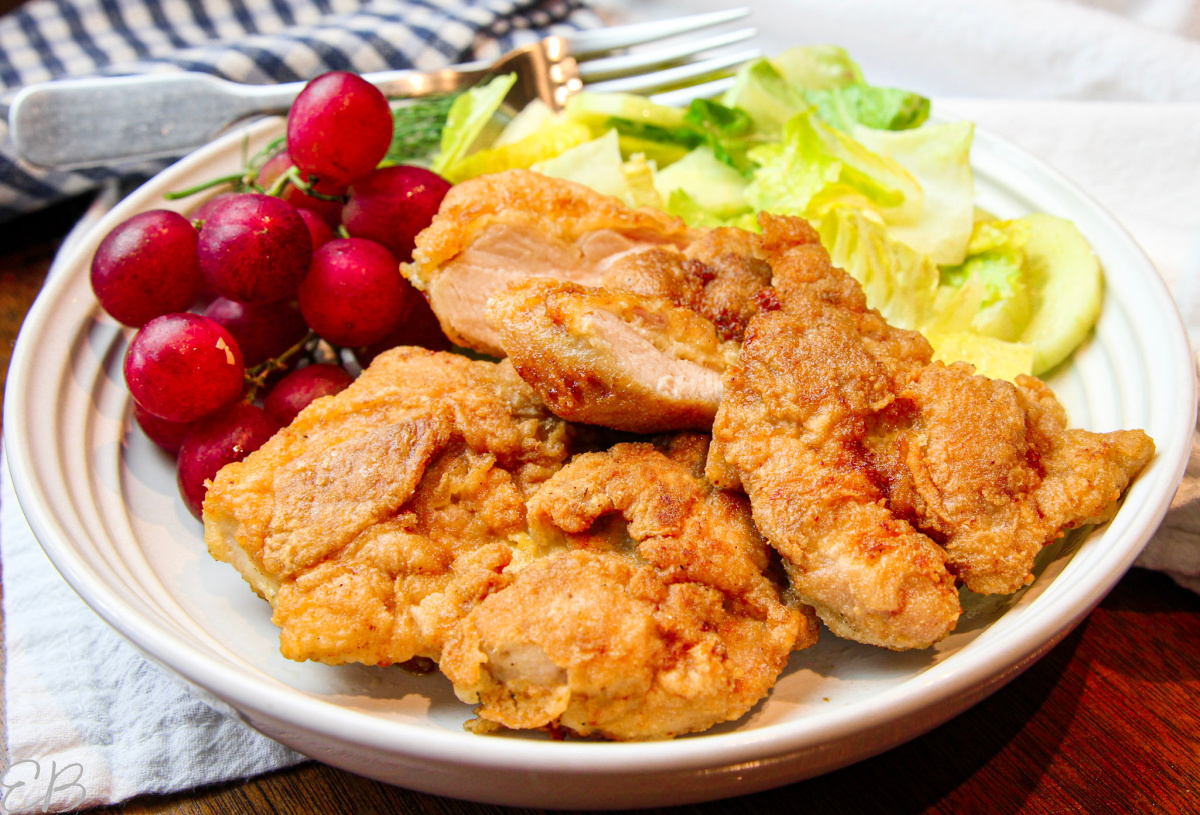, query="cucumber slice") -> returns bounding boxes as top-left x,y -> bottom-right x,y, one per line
1017,213 -> 1103,374
565,92 -> 689,131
